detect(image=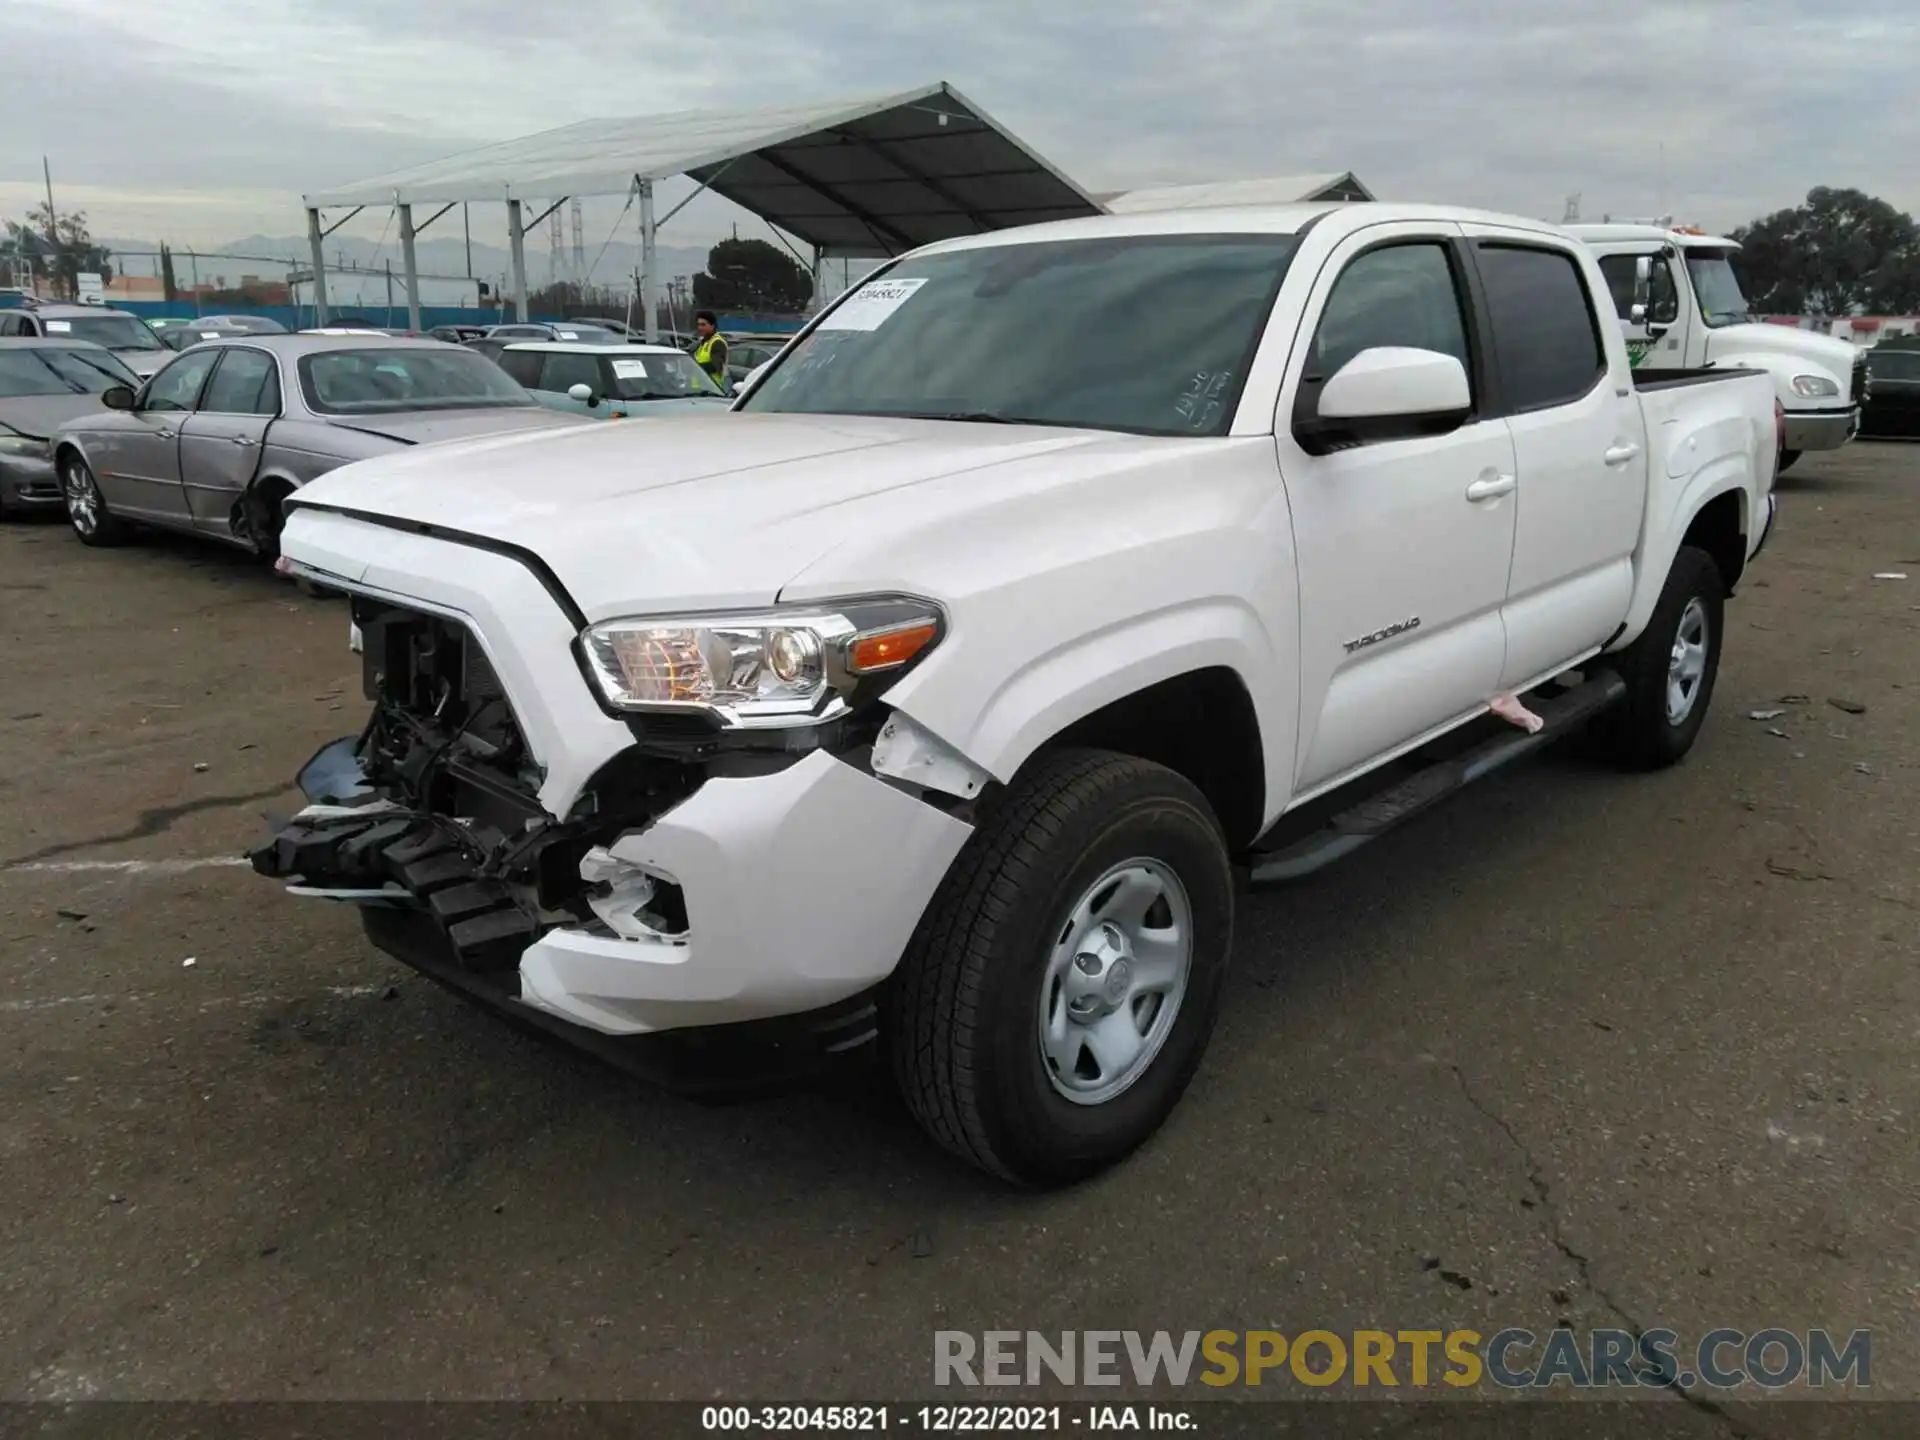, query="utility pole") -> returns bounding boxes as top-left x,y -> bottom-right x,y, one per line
464,202 -> 472,278
42,156 -> 60,297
